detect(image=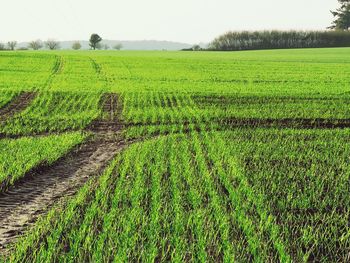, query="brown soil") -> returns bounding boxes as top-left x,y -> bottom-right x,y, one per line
0,92 -> 127,252
220,117 -> 350,129
0,92 -> 36,122
0,133 -> 126,249
89,93 -> 122,131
